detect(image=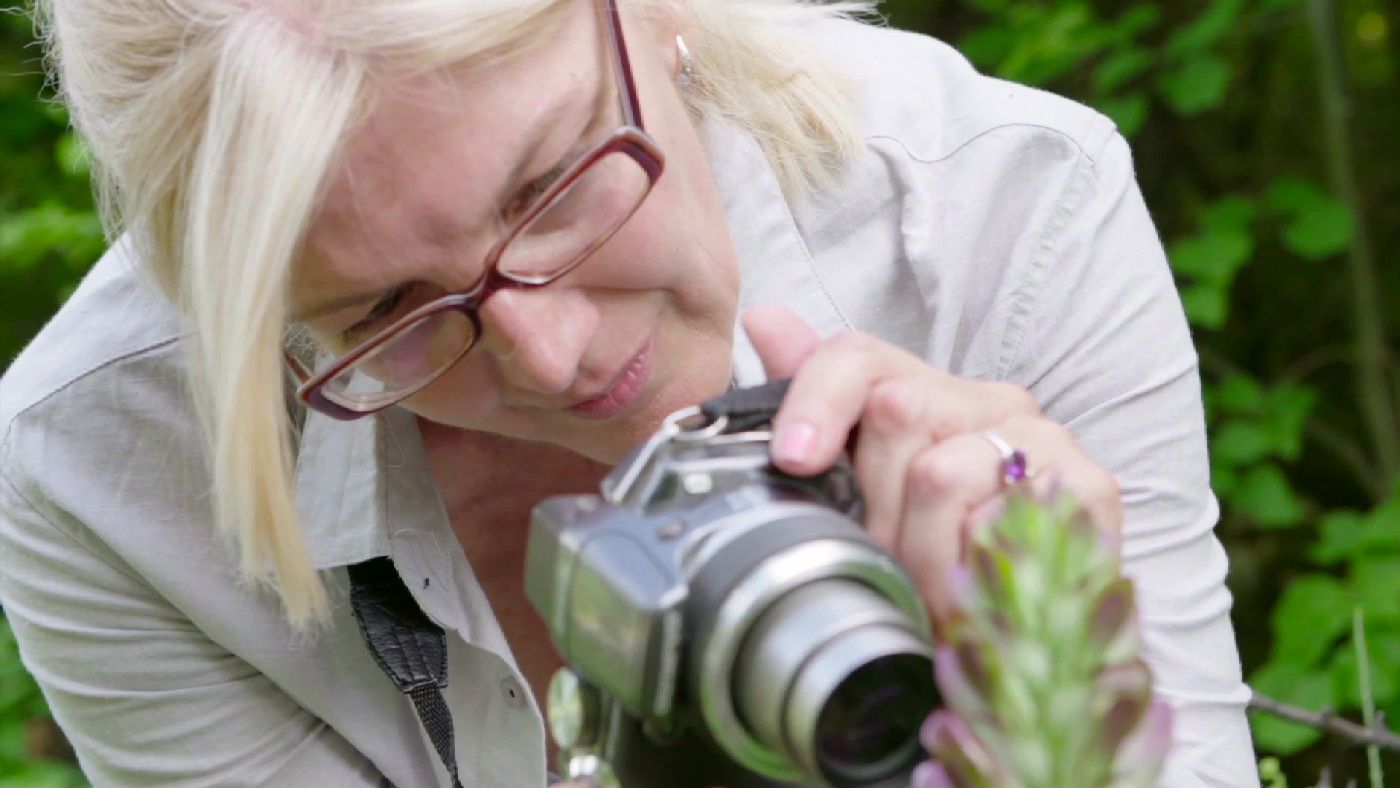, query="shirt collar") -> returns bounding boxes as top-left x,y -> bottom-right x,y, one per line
292,119 -> 850,568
